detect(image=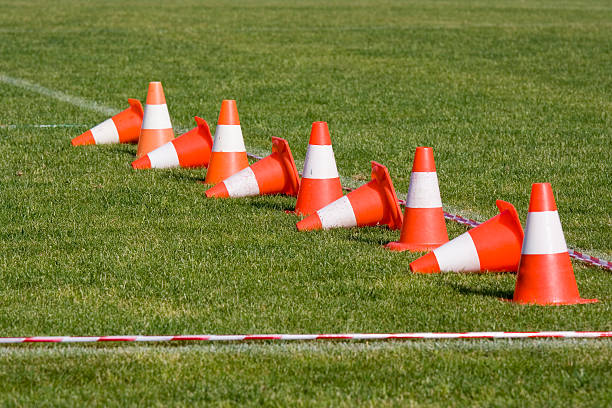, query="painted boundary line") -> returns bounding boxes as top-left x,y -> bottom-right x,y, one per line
0,331 -> 611,344
0,74 -> 116,116
0,124 -> 86,128
3,73 -> 610,271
